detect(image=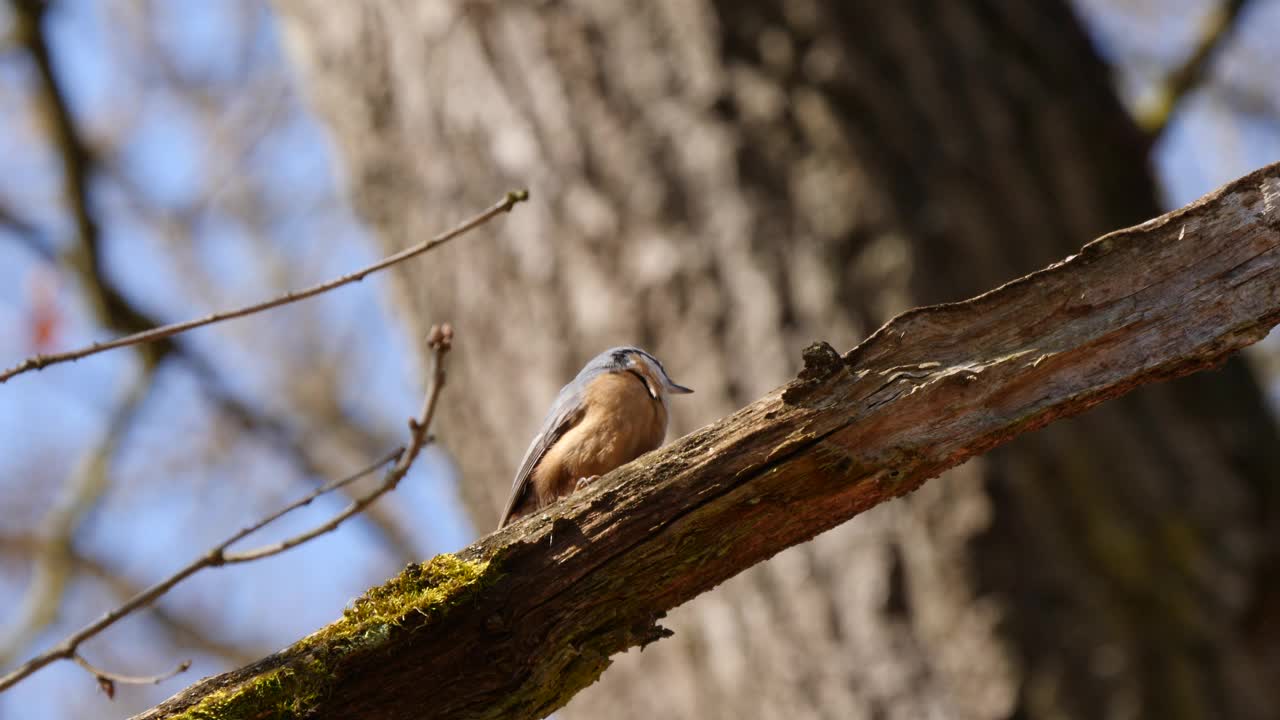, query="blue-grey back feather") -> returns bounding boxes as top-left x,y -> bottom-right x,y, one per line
498,347 -> 640,527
